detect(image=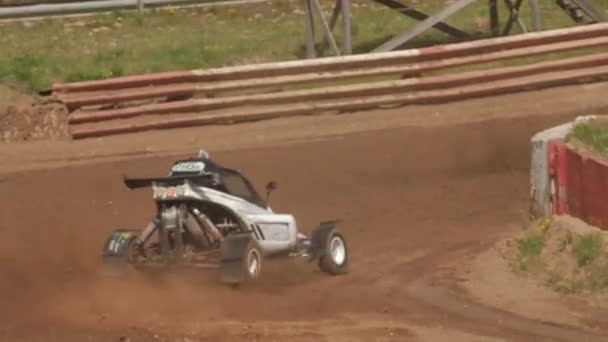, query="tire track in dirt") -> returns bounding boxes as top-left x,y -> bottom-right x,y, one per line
395,243 -> 608,341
